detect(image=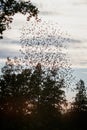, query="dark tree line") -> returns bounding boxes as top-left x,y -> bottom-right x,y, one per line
0,58 -> 87,130
0,58 -> 66,130
0,0 -> 39,38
